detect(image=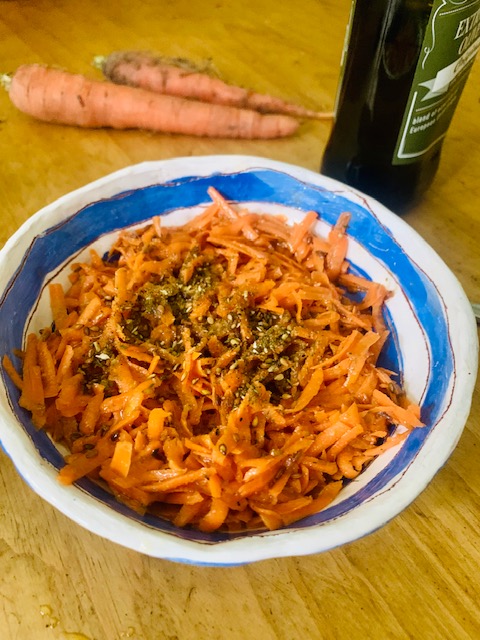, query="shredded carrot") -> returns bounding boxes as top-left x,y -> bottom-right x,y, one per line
3,190 -> 424,532
2,355 -> 23,390
110,439 -> 134,478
